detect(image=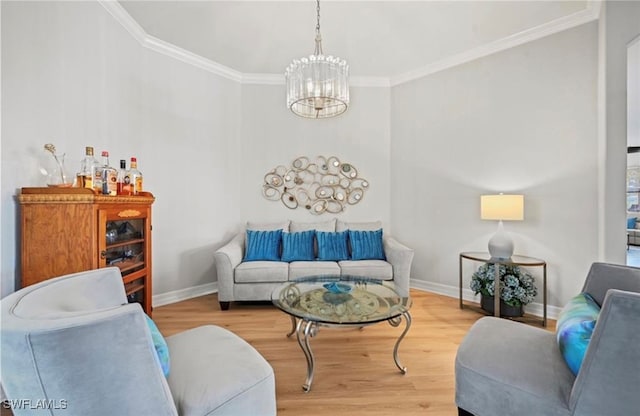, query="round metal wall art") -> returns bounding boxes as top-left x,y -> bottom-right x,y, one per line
262,156 -> 369,215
